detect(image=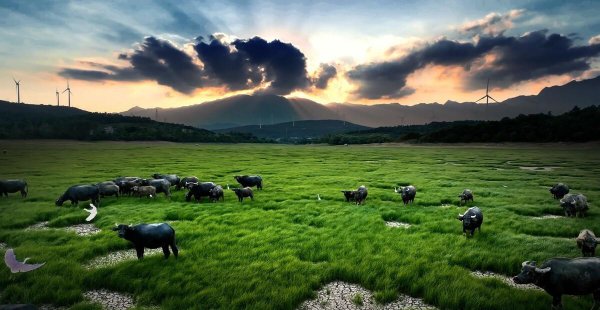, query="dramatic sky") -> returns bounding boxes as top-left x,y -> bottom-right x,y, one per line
1,0 -> 599,112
